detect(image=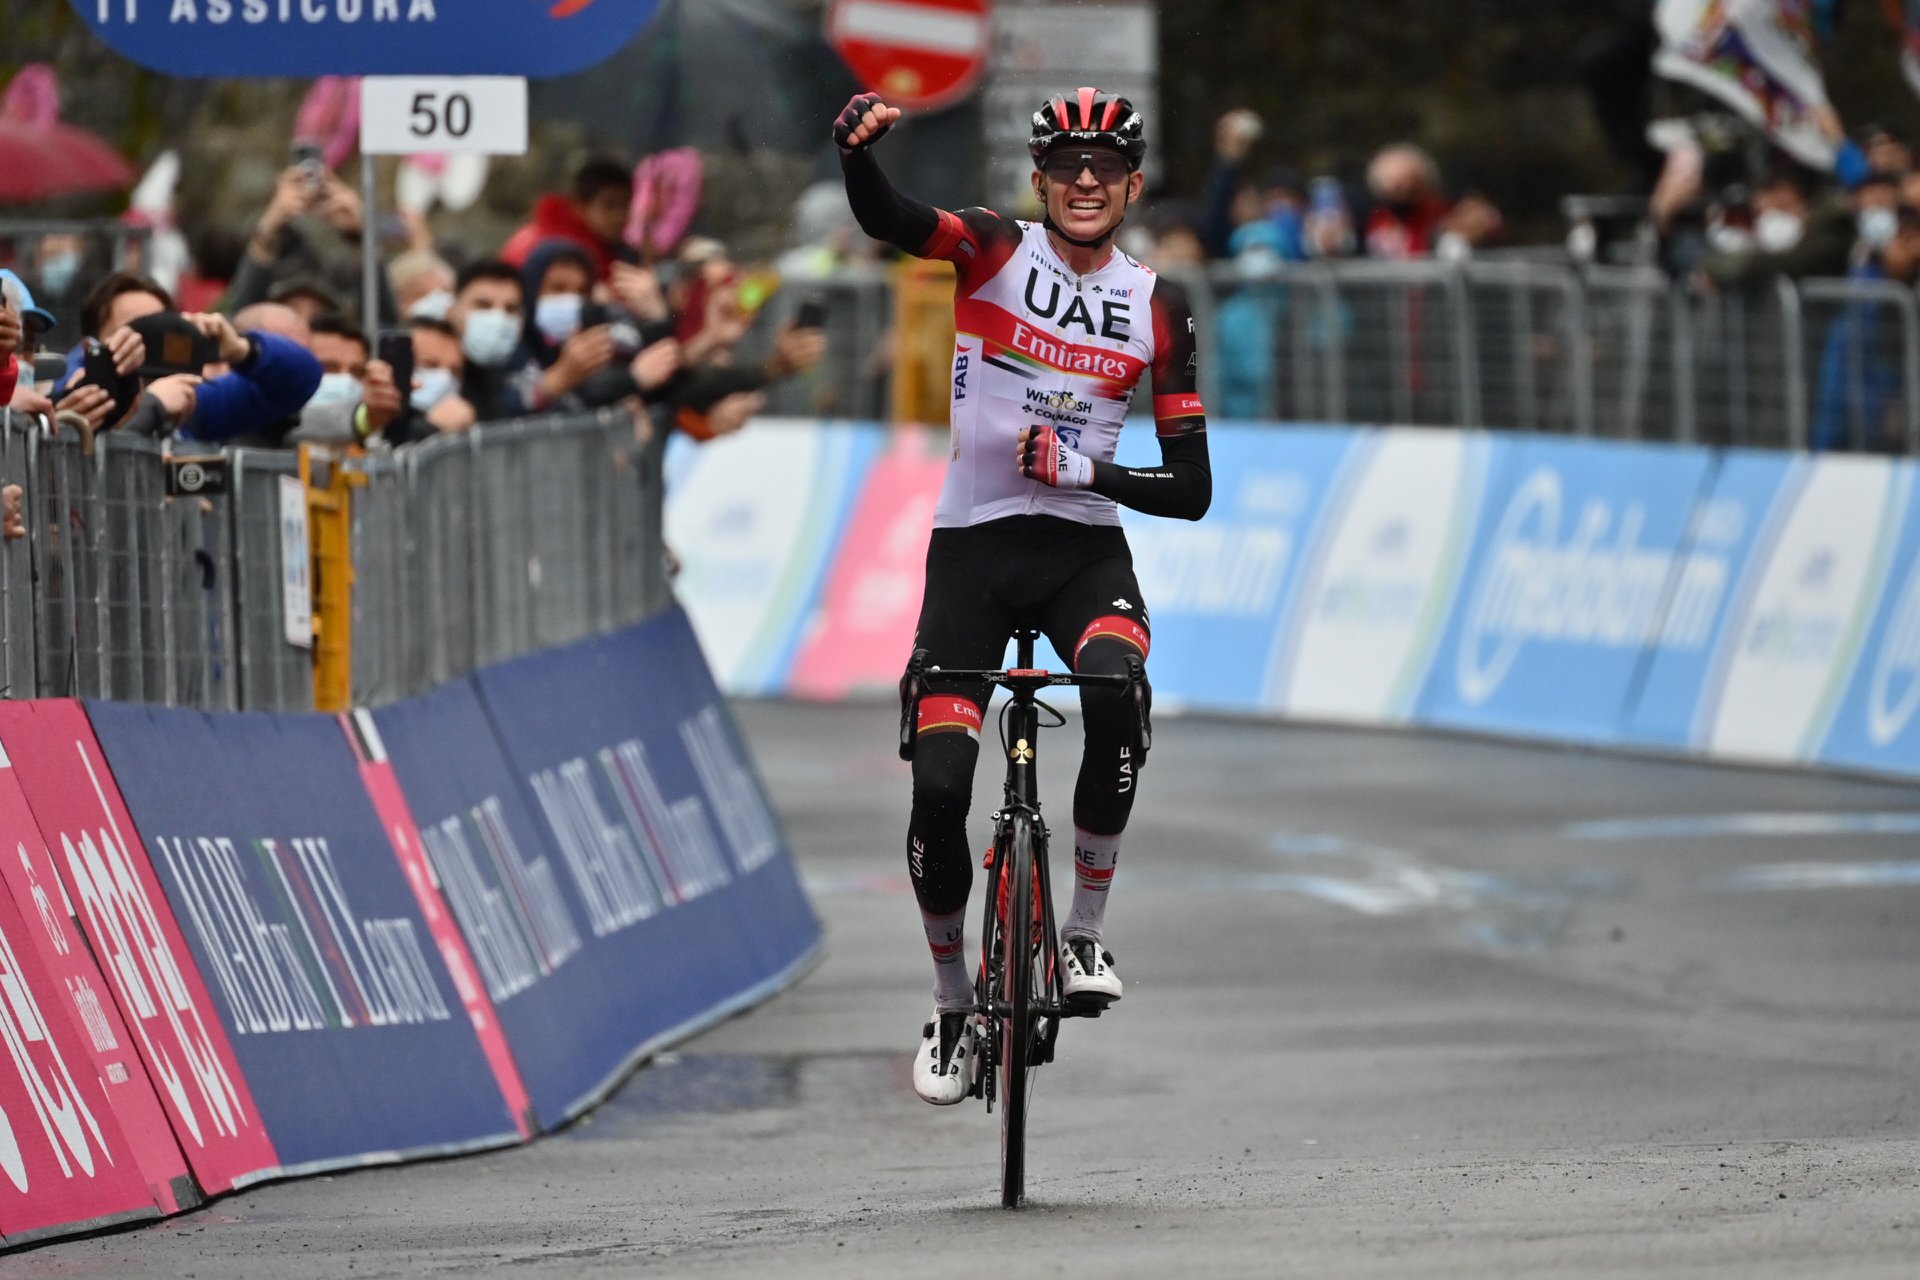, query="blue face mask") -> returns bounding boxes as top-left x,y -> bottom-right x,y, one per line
534,293 -> 584,345
410,366 -> 458,412
461,307 -> 521,367
310,372 -> 361,406
38,251 -> 80,298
